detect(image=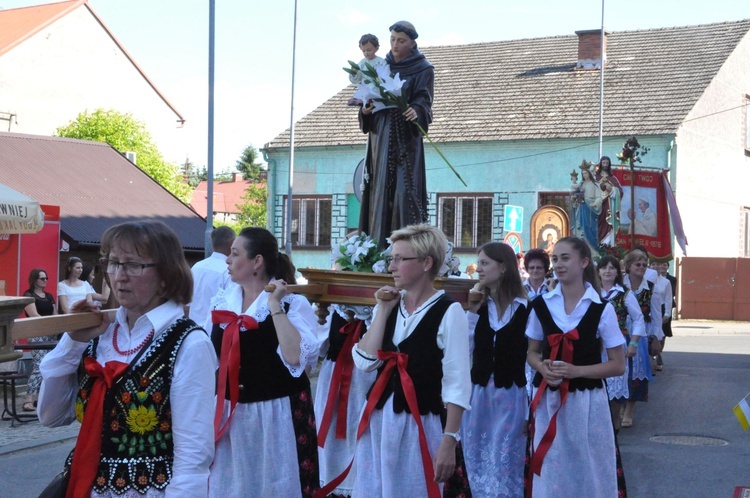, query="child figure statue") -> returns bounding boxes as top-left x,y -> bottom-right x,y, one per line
348,34 -> 388,106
